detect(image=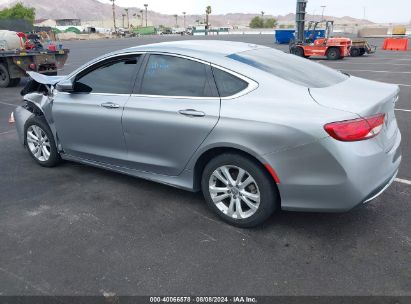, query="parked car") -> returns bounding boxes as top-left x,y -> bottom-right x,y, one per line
13,41 -> 402,227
